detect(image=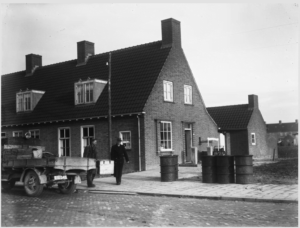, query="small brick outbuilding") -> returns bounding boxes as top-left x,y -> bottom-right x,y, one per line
207,95 -> 273,159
